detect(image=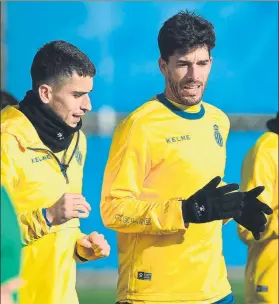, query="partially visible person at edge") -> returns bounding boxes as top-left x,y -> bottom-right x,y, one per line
1,186 -> 22,304
0,40 -> 110,304
0,90 -> 19,110
100,10 -> 273,304
238,112 -> 278,304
